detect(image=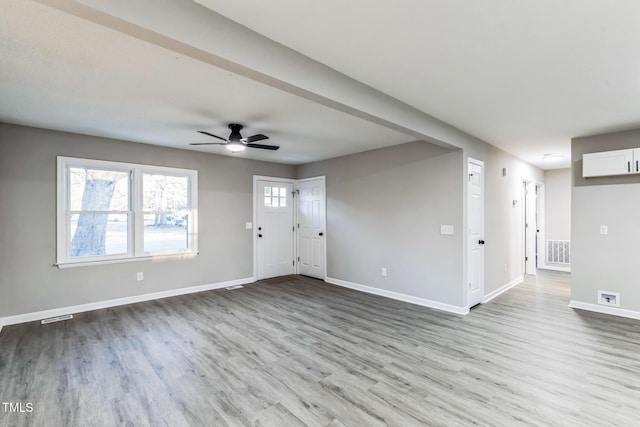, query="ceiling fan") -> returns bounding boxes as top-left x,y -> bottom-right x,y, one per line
190,123 -> 279,152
